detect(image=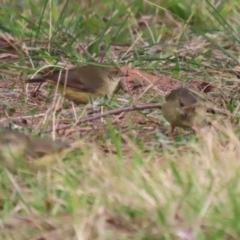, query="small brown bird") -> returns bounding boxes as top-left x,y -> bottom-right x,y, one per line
0,129 -> 70,172
26,65 -> 122,104
161,87 -> 205,133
